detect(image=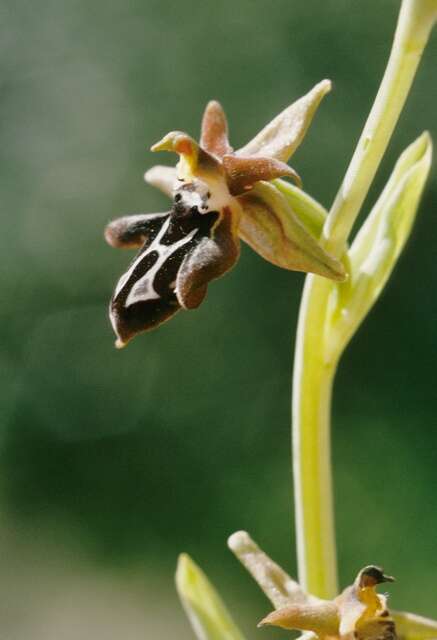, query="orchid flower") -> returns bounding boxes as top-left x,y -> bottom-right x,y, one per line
105,80 -> 345,347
